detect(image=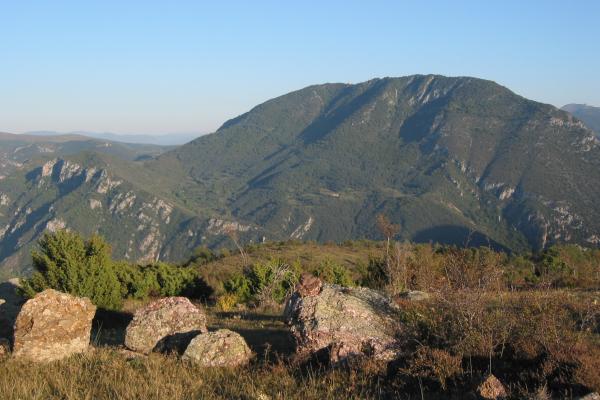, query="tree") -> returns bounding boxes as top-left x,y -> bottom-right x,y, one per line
376,214 -> 400,258
21,230 -> 122,310
224,226 -> 249,267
